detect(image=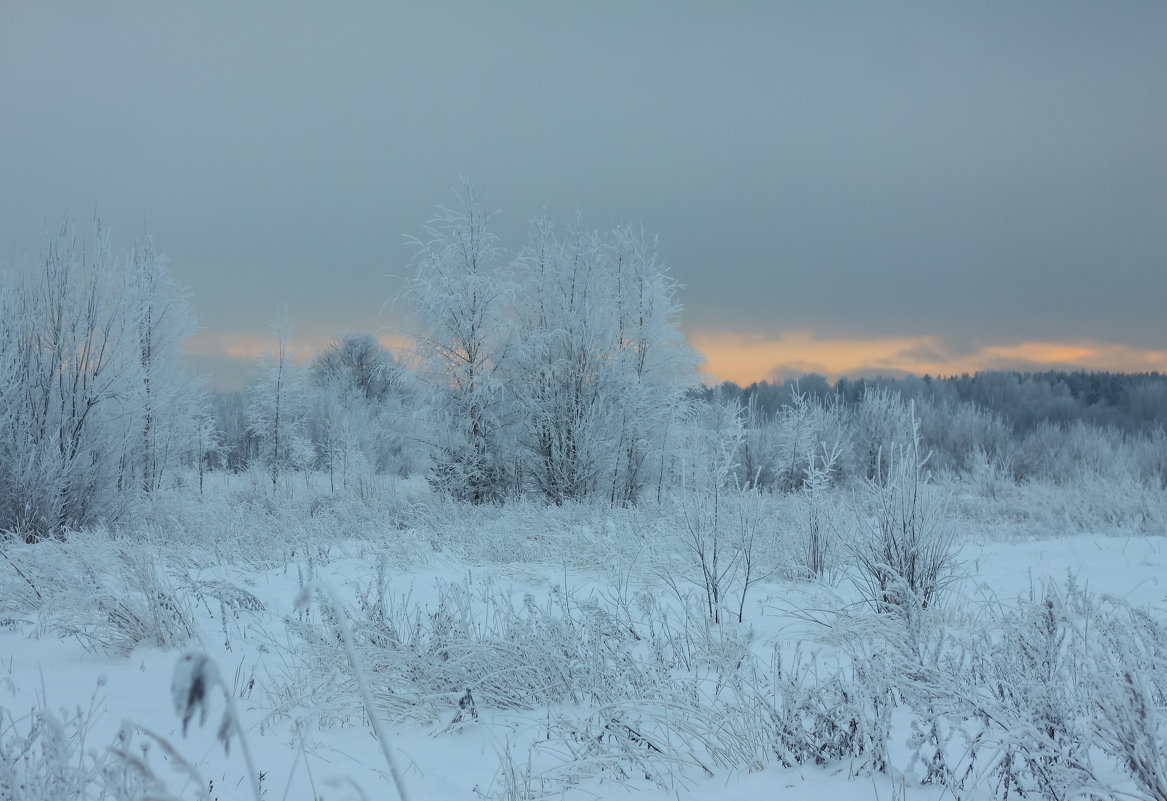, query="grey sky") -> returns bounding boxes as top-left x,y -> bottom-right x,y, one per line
2,2 -> 1165,388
